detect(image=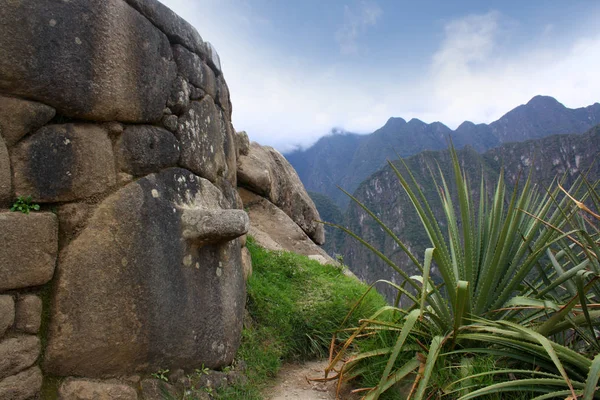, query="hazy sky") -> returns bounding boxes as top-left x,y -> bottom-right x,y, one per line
160,0 -> 600,152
